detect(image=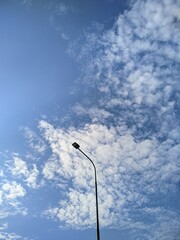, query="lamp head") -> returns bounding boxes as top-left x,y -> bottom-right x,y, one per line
72,142 -> 80,149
